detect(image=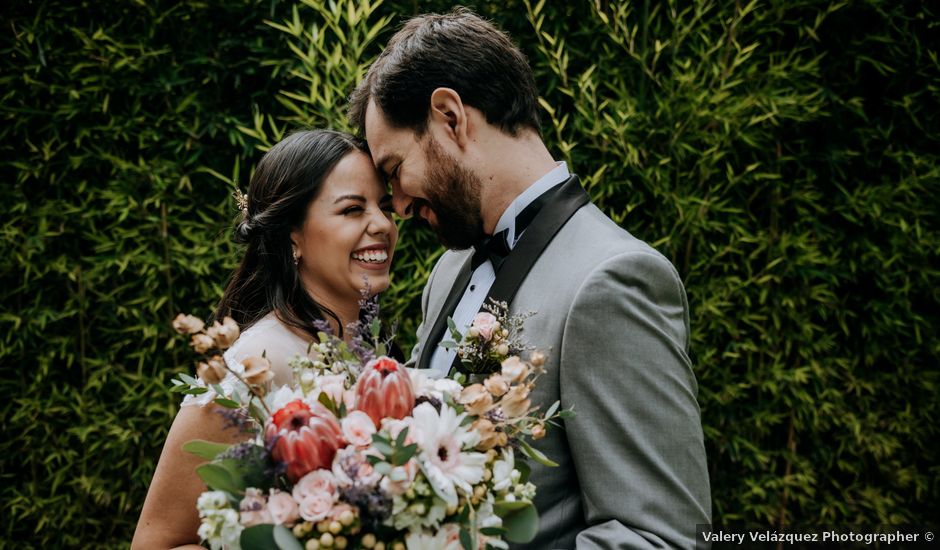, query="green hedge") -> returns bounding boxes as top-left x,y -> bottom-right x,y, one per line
2,0 -> 937,546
